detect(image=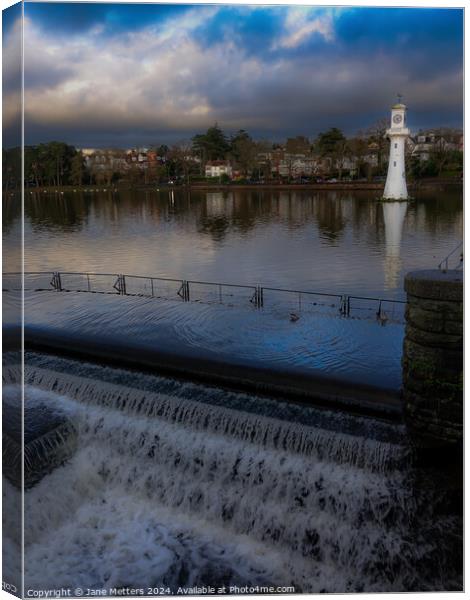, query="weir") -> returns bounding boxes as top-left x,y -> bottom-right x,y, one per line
3,363 -> 408,473
2,261 -> 463,592
5,283 -> 405,416
2,357 -> 462,593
